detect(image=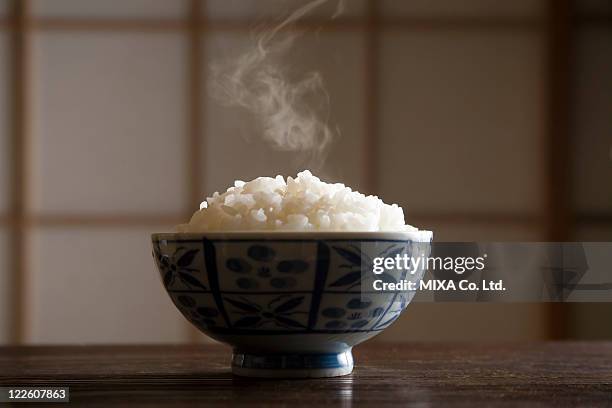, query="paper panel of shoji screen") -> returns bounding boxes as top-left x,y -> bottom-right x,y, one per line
380,0 -> 544,18
203,30 -> 366,194
572,27 -> 612,214
30,32 -> 188,215
205,0 -> 366,20
379,30 -> 544,215
28,226 -> 189,343
31,0 -> 188,19
0,0 -> 8,16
